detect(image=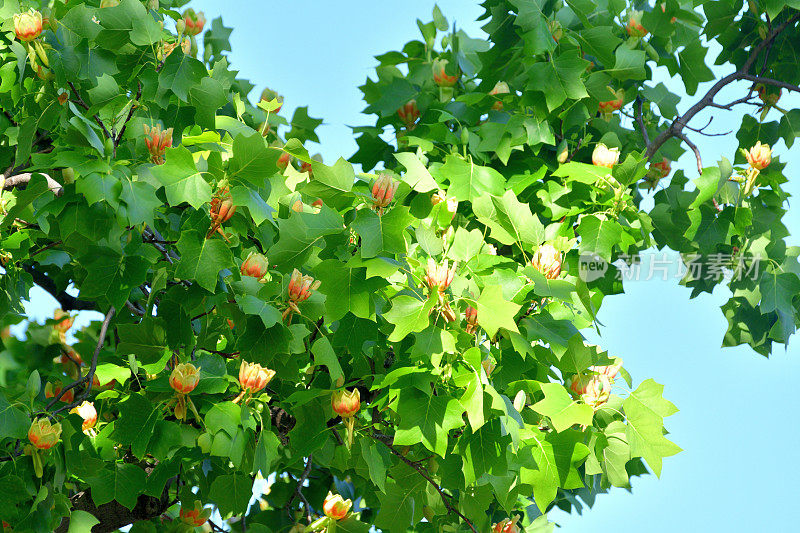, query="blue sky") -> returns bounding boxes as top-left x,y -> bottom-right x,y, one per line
24,1 -> 800,530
